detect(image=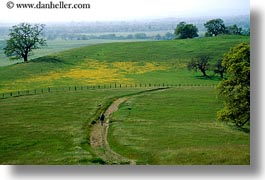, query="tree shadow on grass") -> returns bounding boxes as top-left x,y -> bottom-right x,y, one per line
195,75 -> 223,82
31,56 -> 73,65
225,122 -> 250,133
